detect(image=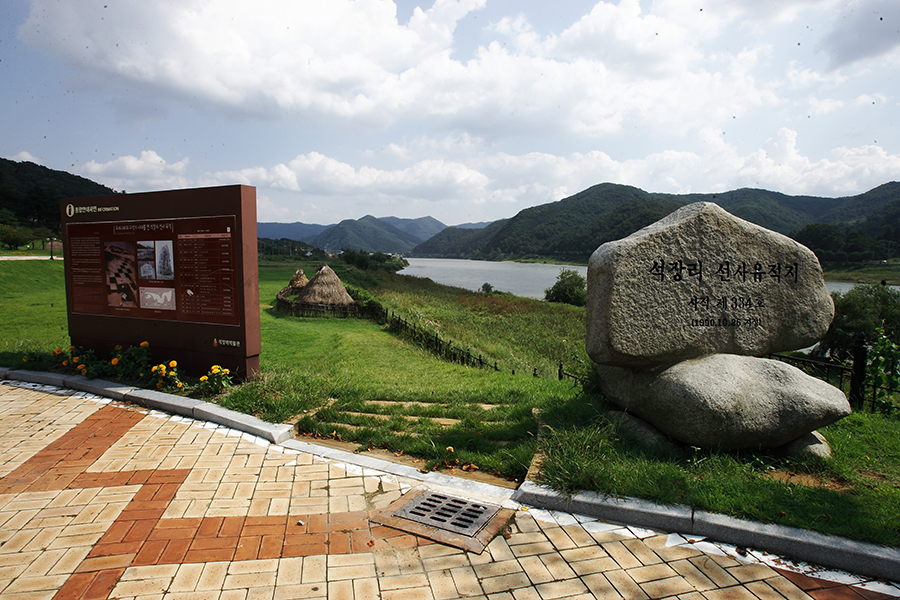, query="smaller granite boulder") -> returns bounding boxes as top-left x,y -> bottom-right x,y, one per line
780,430 -> 833,460
595,354 -> 851,449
